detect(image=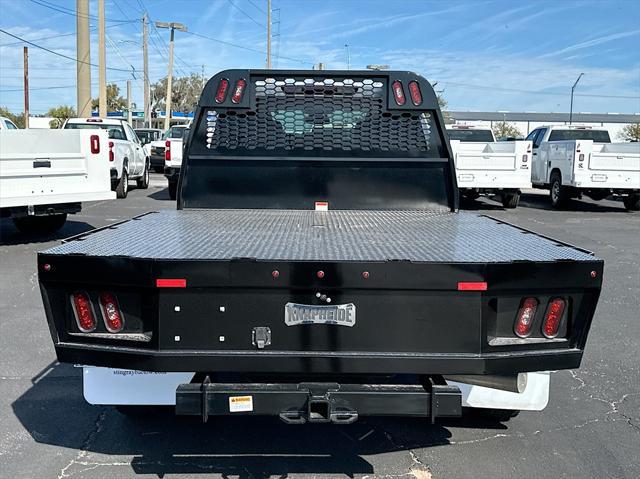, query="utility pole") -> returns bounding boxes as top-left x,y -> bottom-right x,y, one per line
76,0 -> 91,118
345,44 -> 351,70
127,80 -> 132,124
98,0 -> 107,117
156,21 -> 187,130
23,47 -> 29,128
569,72 -> 584,125
266,0 -> 271,68
142,14 -> 150,128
